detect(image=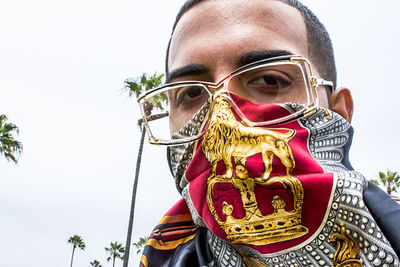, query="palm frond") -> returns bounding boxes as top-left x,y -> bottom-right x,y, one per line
0,114 -> 23,163
373,169 -> 400,195
378,171 -> 387,186
132,236 -> 149,254
89,260 -> 102,267
105,241 -> 125,261
123,73 -> 165,127
68,235 -> 86,250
